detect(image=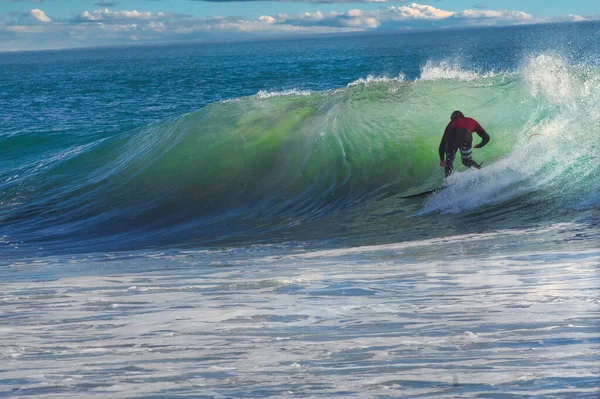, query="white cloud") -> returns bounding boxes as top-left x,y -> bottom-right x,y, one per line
79,9 -> 165,22
393,3 -> 454,20
69,3 -> 533,35
277,11 -> 325,22
274,3 -> 533,30
259,15 -> 276,24
29,8 -> 51,23
144,21 -> 167,32
566,14 -> 585,22
98,23 -> 138,32
1,3 -> 585,52
457,9 -> 532,21
274,3 -> 532,31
